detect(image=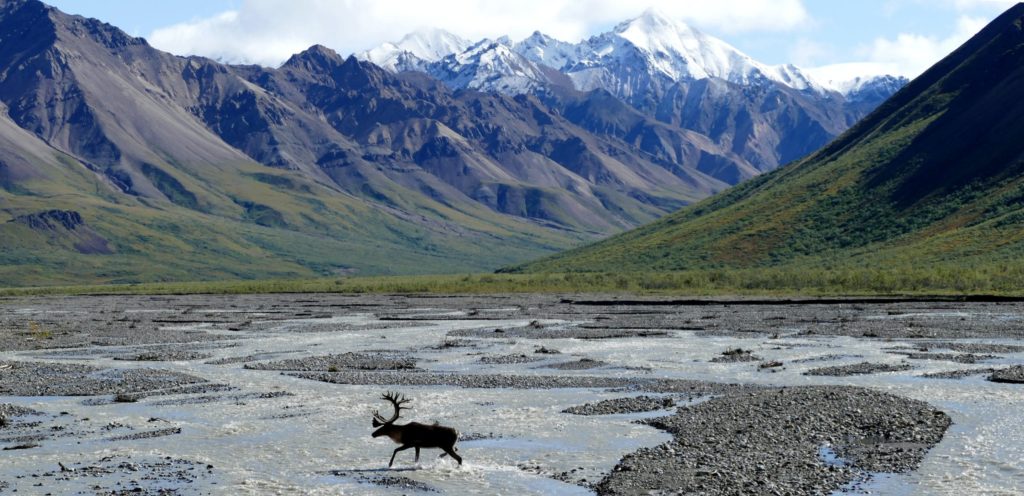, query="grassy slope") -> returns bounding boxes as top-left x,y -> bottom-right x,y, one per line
6,266 -> 1024,297
0,142 -> 578,286
509,5 -> 1024,276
